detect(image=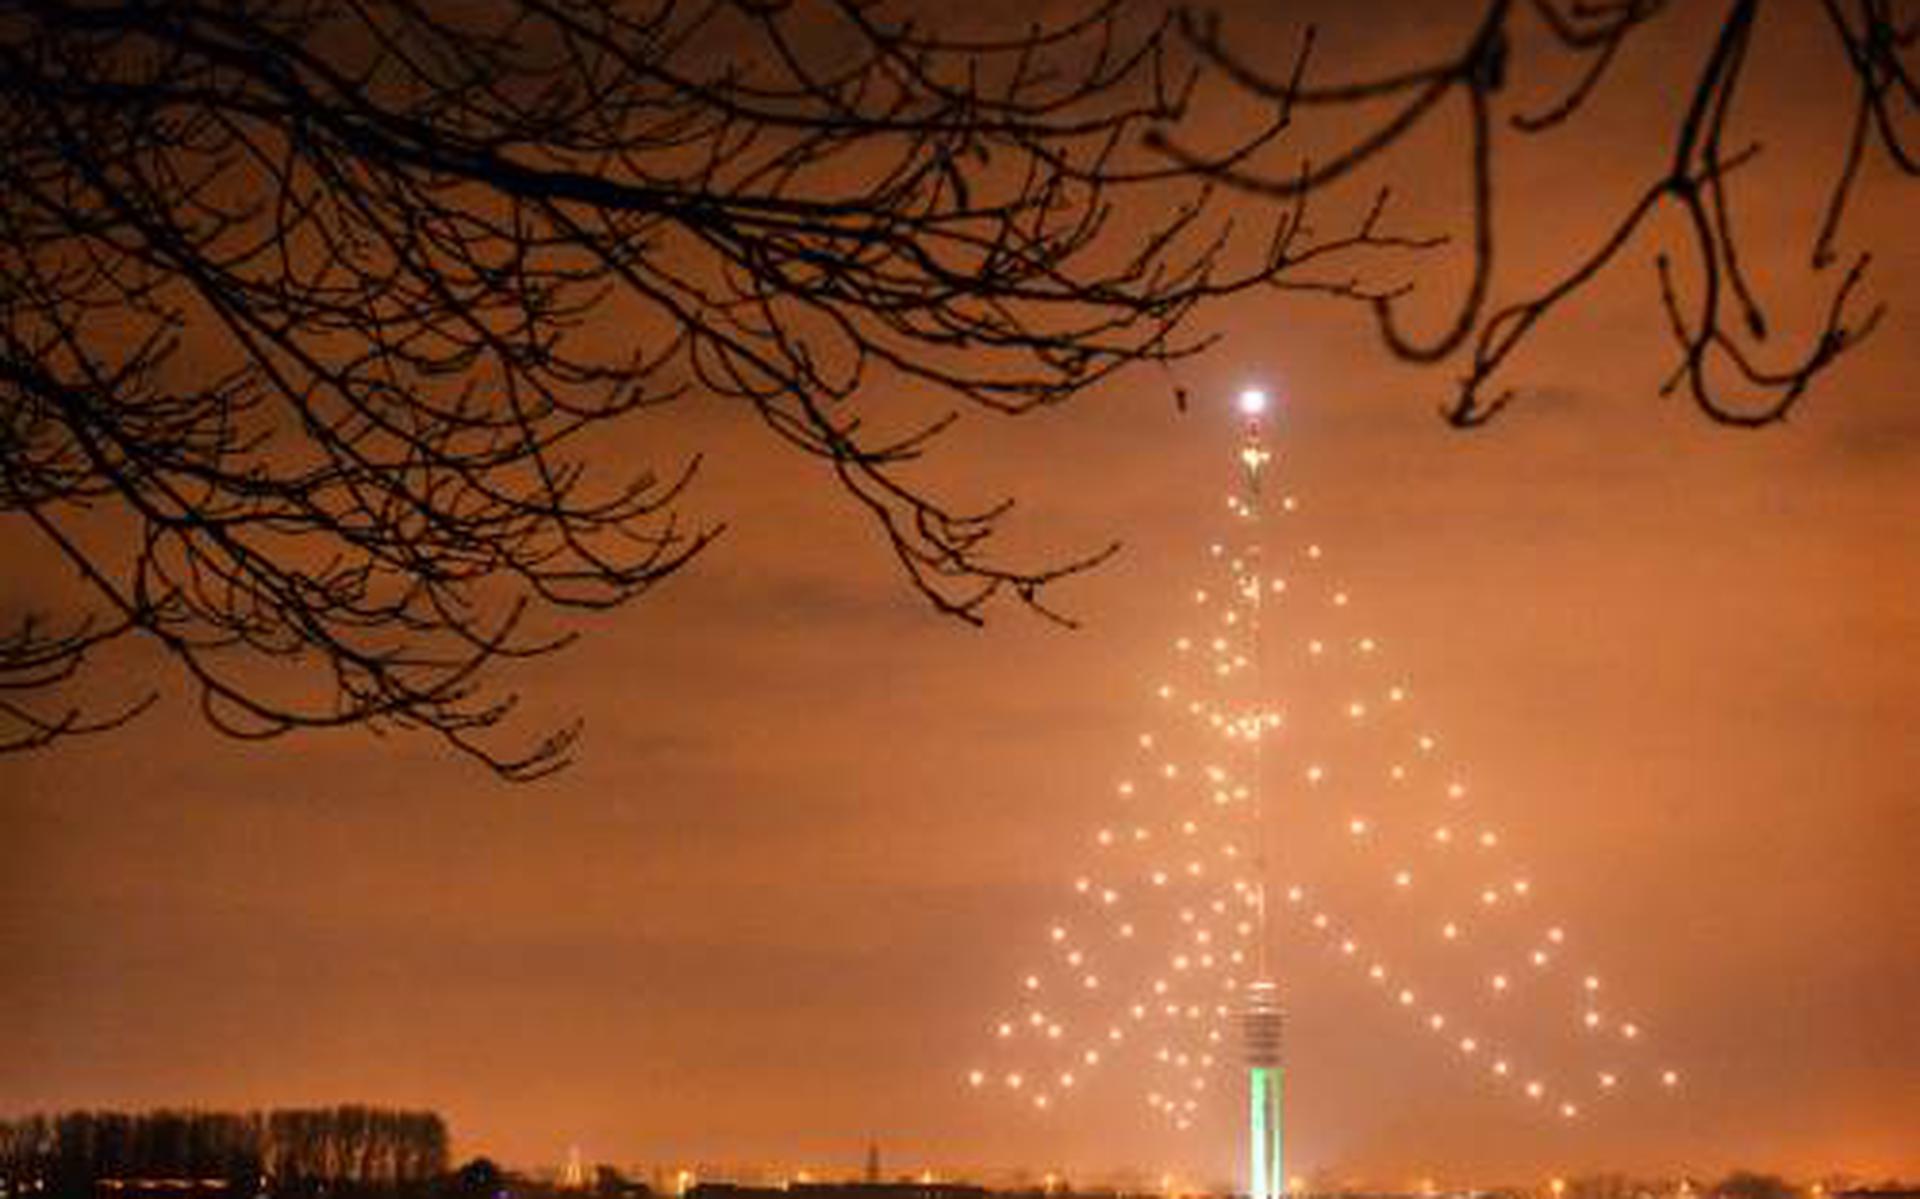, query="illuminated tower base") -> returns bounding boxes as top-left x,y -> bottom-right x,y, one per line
1244,980 -> 1285,1199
